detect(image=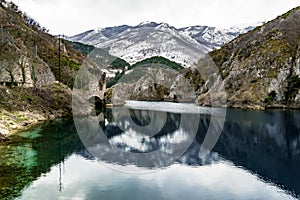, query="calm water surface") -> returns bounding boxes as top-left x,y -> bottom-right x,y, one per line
1,101 -> 300,200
